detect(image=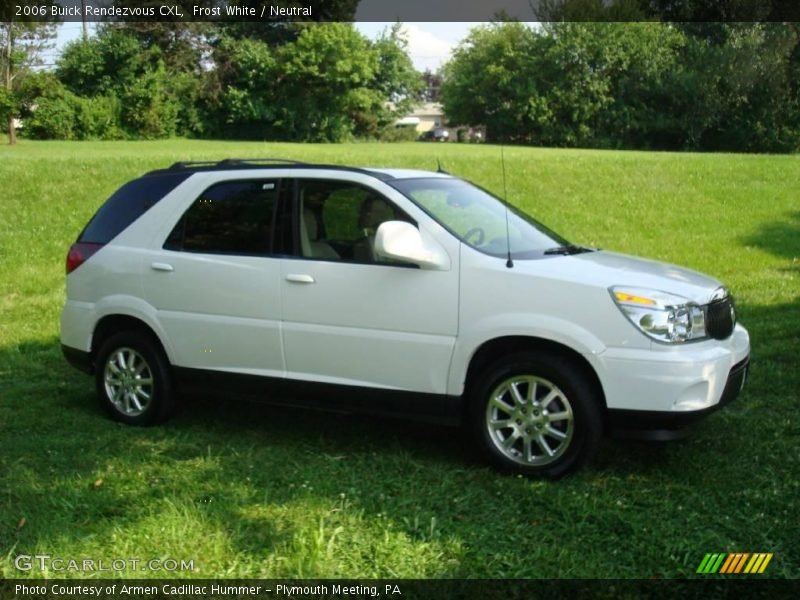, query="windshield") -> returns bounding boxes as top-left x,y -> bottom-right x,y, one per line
389,178 -> 569,259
